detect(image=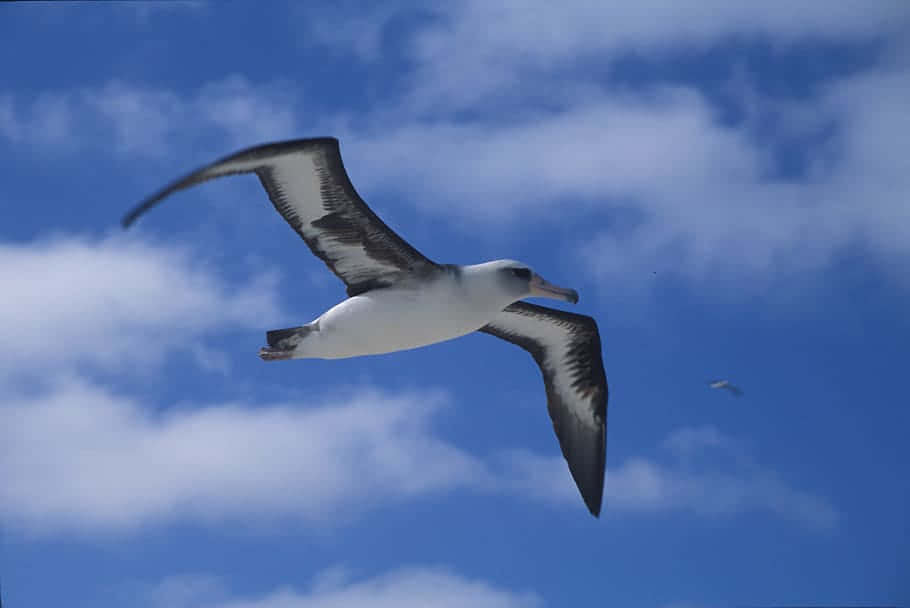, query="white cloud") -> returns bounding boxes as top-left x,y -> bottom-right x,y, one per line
332,57 -> 909,285
4,3 -> 908,290
4,32 -> 907,286
0,240 -> 836,534
144,567 -> 540,608
294,3 -> 407,63
305,0 -> 909,67
342,87 -> 760,219
0,369 -> 837,533
115,0 -> 208,23
661,426 -> 734,458
302,2 -> 909,286
0,235 -> 283,378
331,0 -> 909,113
0,242 -> 837,535
0,379 -> 485,535
144,574 -> 228,608
0,233 -> 486,535
502,427 -> 840,530
80,84 -> 183,156
0,92 -> 75,147
0,75 -> 300,157
606,457 -> 840,530
85,76 -> 300,156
